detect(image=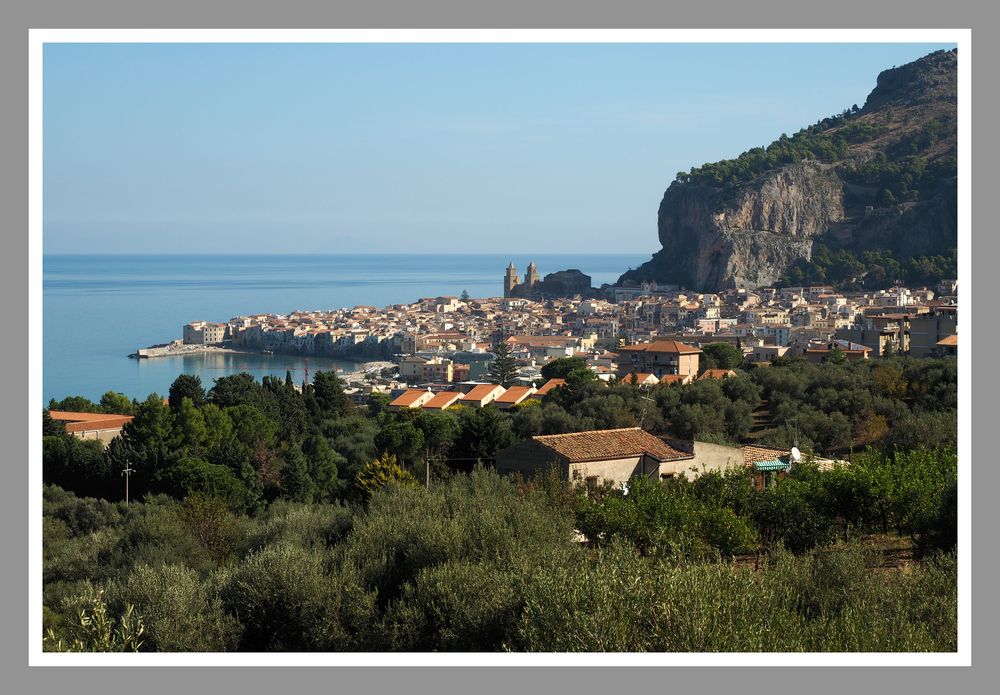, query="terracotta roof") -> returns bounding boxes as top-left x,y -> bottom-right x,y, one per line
49,411 -> 130,423
624,372 -> 658,385
741,445 -> 788,467
534,378 -> 566,396
699,369 -> 736,380
532,428 -> 691,463
494,386 -> 536,404
389,390 -> 431,408
936,334 -> 958,347
657,374 -> 691,385
460,384 -> 504,402
63,416 -> 133,433
619,340 -> 702,354
421,392 -> 464,409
